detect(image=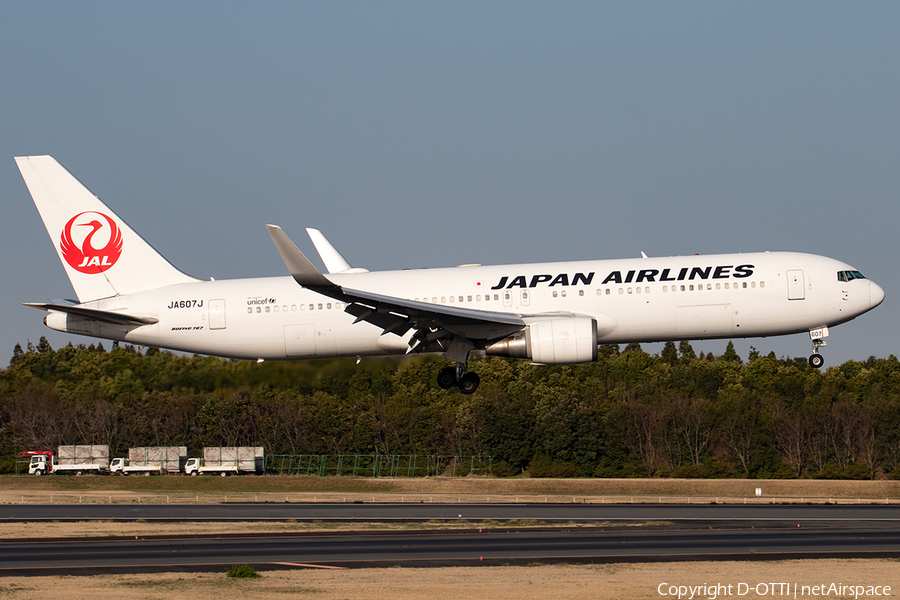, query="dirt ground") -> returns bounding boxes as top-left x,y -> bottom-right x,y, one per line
0,520 -> 656,539
0,560 -> 897,600
2,476 -> 899,506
